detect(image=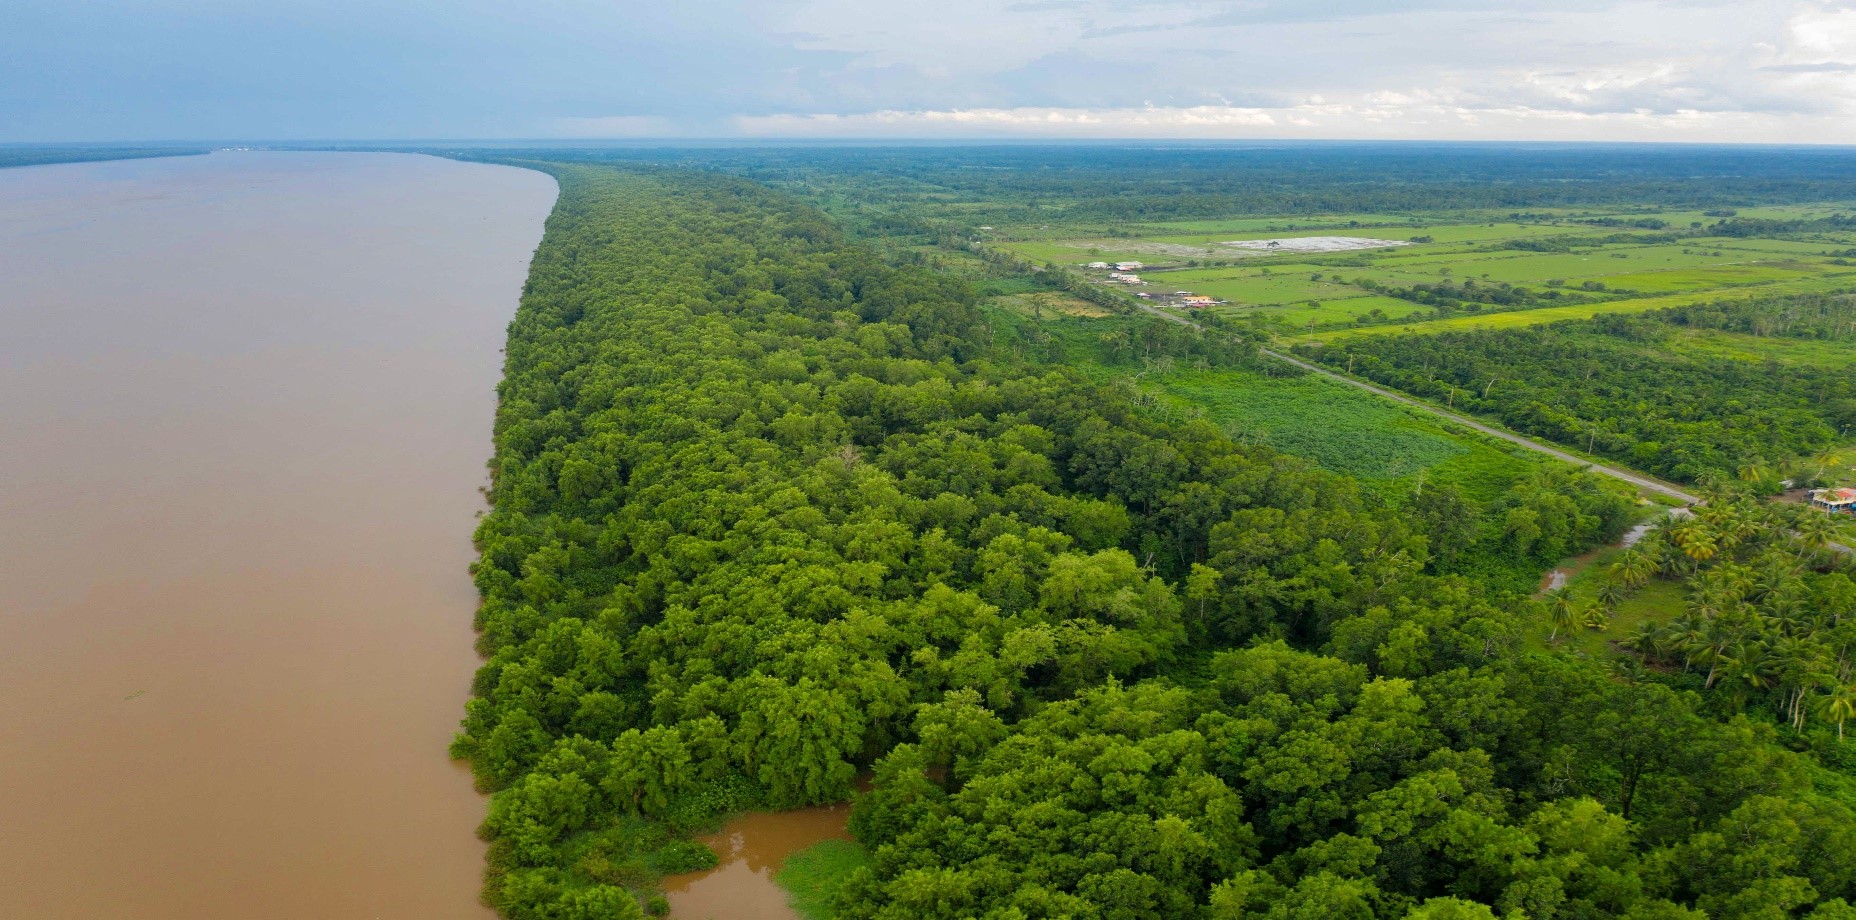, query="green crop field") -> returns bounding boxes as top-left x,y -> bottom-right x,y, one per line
1294,271 -> 1856,342
1708,238 -> 1856,255
991,203 -> 1856,346
1153,367 -> 1542,501
1239,295 -> 1435,327
1121,214 -> 1417,234
1163,272 -> 1357,304
1658,328 -> 1856,368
